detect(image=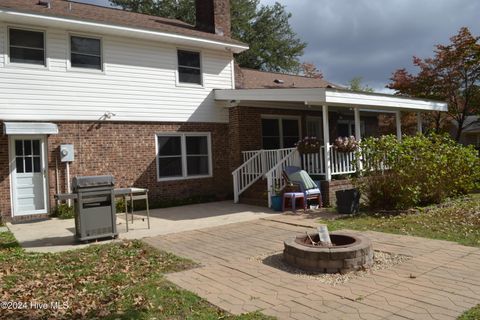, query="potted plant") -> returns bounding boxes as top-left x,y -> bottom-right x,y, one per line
335,188 -> 360,214
333,136 -> 359,153
270,182 -> 283,211
295,136 -> 321,154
